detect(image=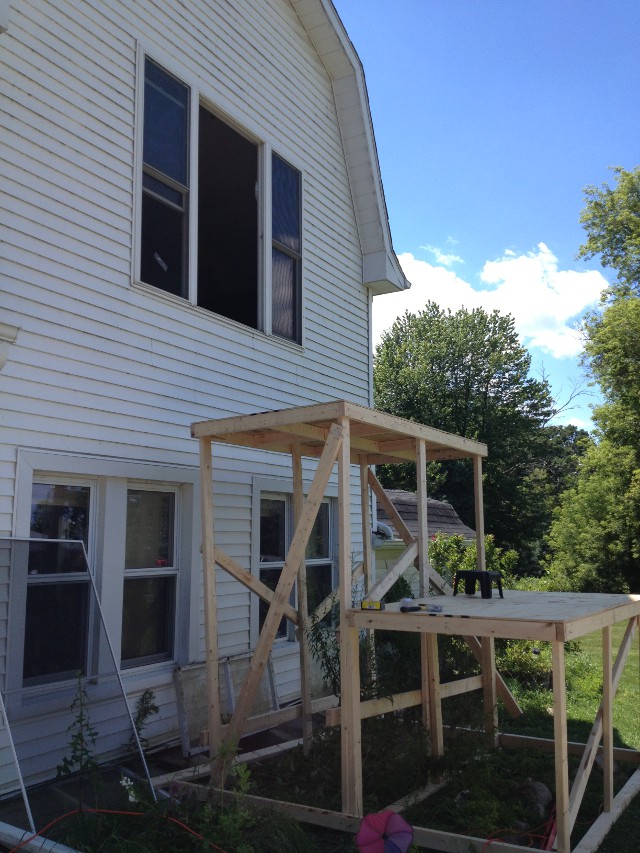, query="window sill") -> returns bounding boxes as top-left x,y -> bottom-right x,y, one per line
132,280 -> 304,352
